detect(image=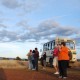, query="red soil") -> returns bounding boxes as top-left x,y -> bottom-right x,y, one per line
0,68 -> 80,80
